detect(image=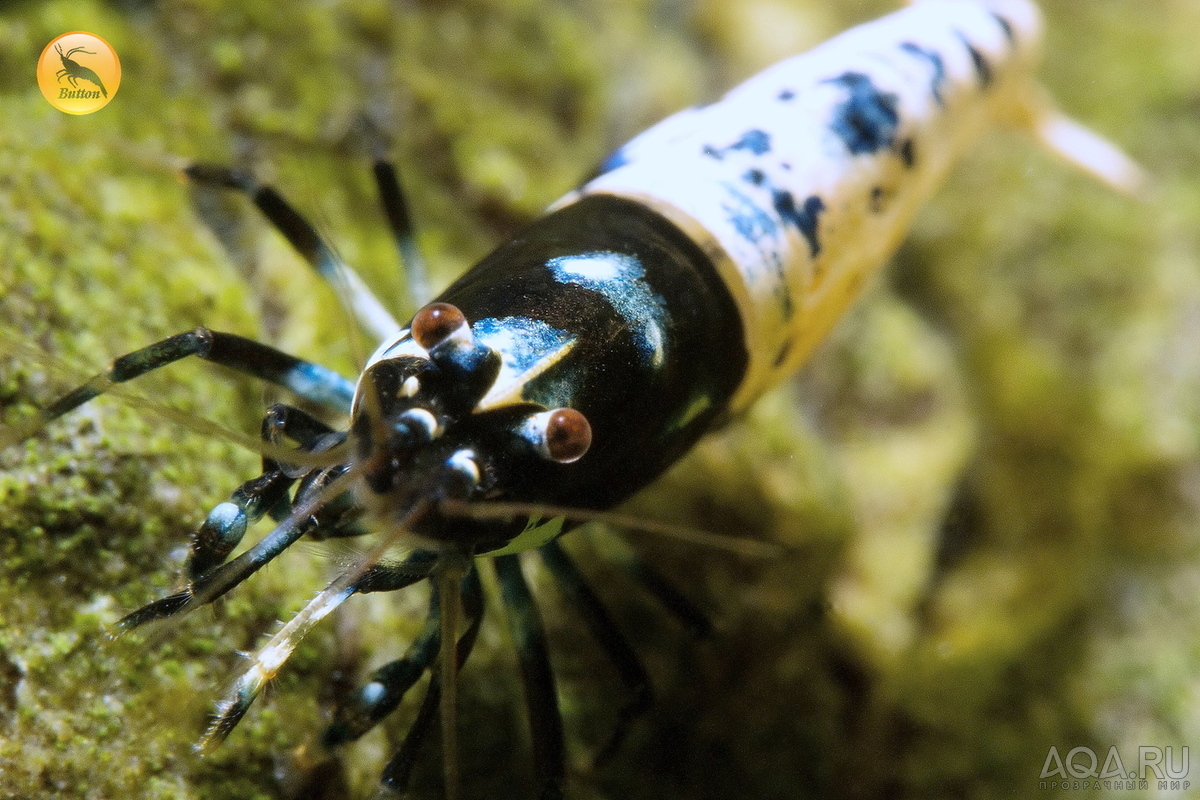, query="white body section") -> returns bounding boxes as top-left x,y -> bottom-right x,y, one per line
562,0 -> 1042,411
